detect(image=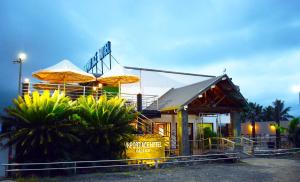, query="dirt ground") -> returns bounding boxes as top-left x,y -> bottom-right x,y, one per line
12,156 -> 300,182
